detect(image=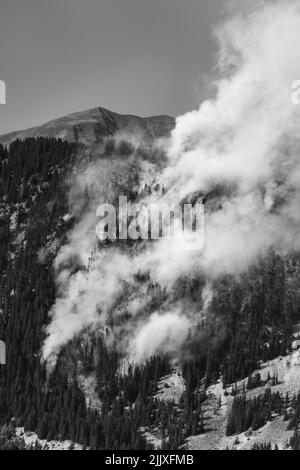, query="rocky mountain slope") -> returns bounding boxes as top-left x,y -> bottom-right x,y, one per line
0,107 -> 175,147
136,335 -> 300,451
0,107 -> 300,451
187,346 -> 300,451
